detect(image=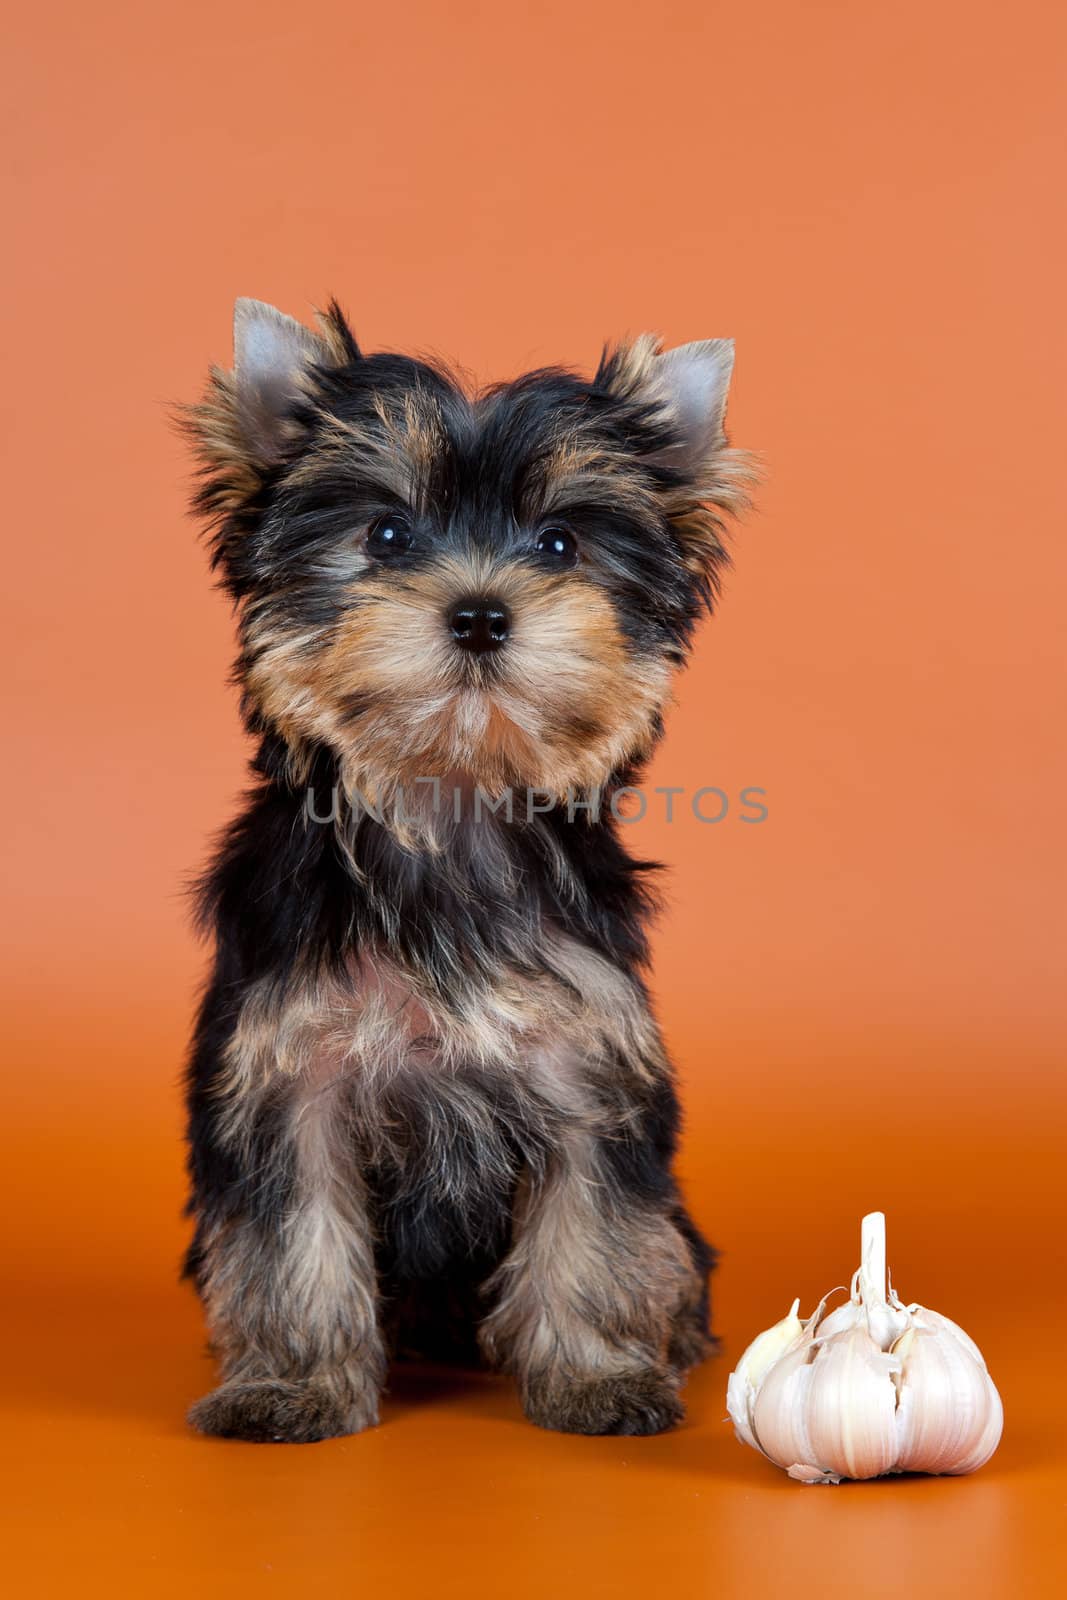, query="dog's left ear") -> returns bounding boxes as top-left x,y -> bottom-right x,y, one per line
598,333 -> 753,583
647,339 -> 734,476
600,333 -> 735,476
